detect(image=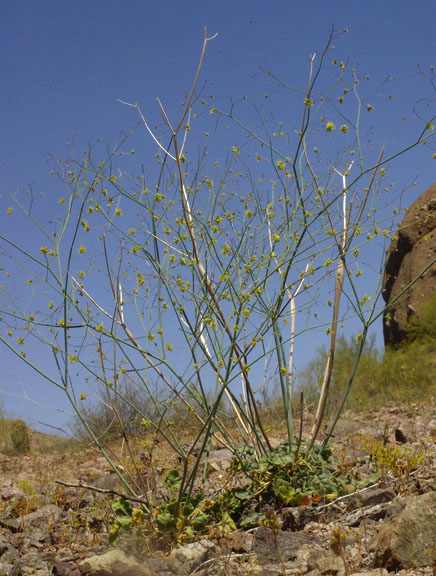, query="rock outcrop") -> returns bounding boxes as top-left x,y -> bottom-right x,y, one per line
374,491 -> 436,570
382,182 -> 436,346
